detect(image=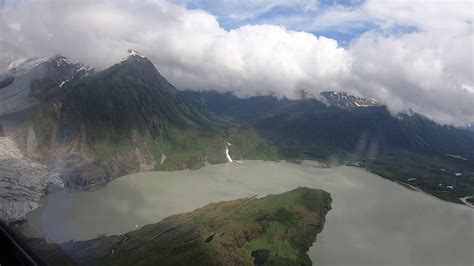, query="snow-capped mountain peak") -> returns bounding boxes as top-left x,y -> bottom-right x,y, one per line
1,55 -> 95,116
127,49 -> 146,58
320,91 -> 380,109
7,56 -> 52,74
118,49 -> 148,65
